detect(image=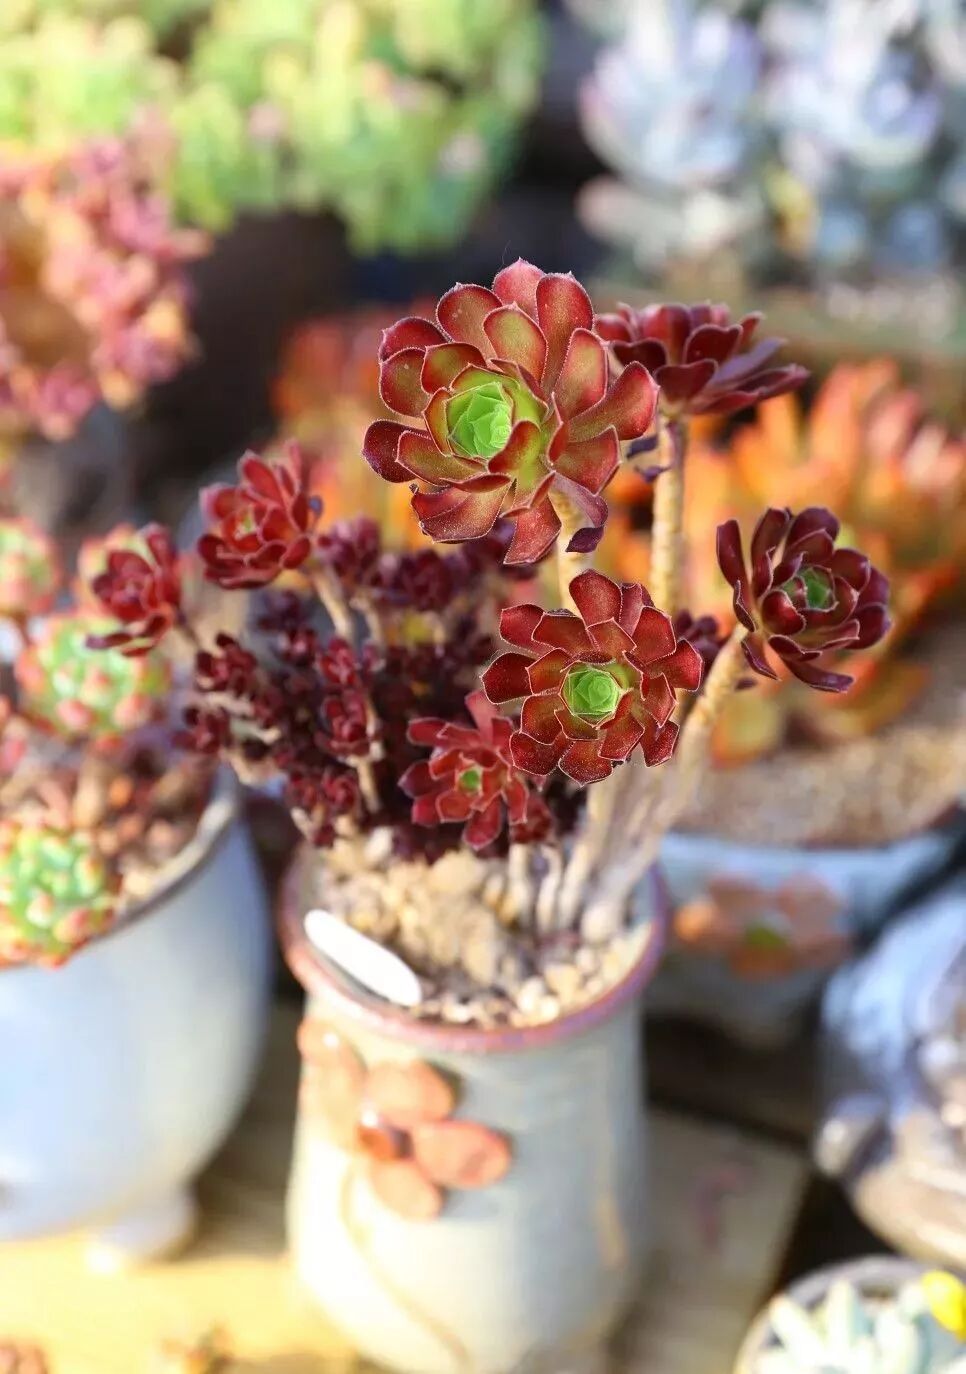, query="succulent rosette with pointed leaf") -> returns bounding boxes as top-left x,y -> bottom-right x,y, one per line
717,507 -> 891,691
0,517 -> 62,619
16,610 -> 170,739
198,442 -> 321,589
88,522 -> 182,655
595,302 -> 807,419
363,260 -> 658,564
0,820 -> 119,967
401,690 -> 553,851
482,570 -> 703,784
